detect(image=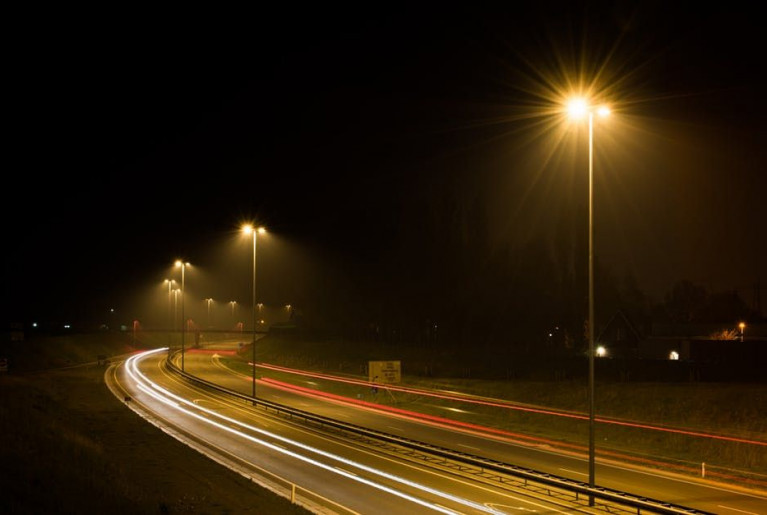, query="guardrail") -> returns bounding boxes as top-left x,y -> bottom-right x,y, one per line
165,354 -> 714,515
